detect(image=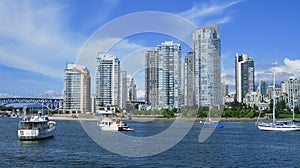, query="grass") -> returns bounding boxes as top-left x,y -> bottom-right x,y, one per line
277,113 -> 300,119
